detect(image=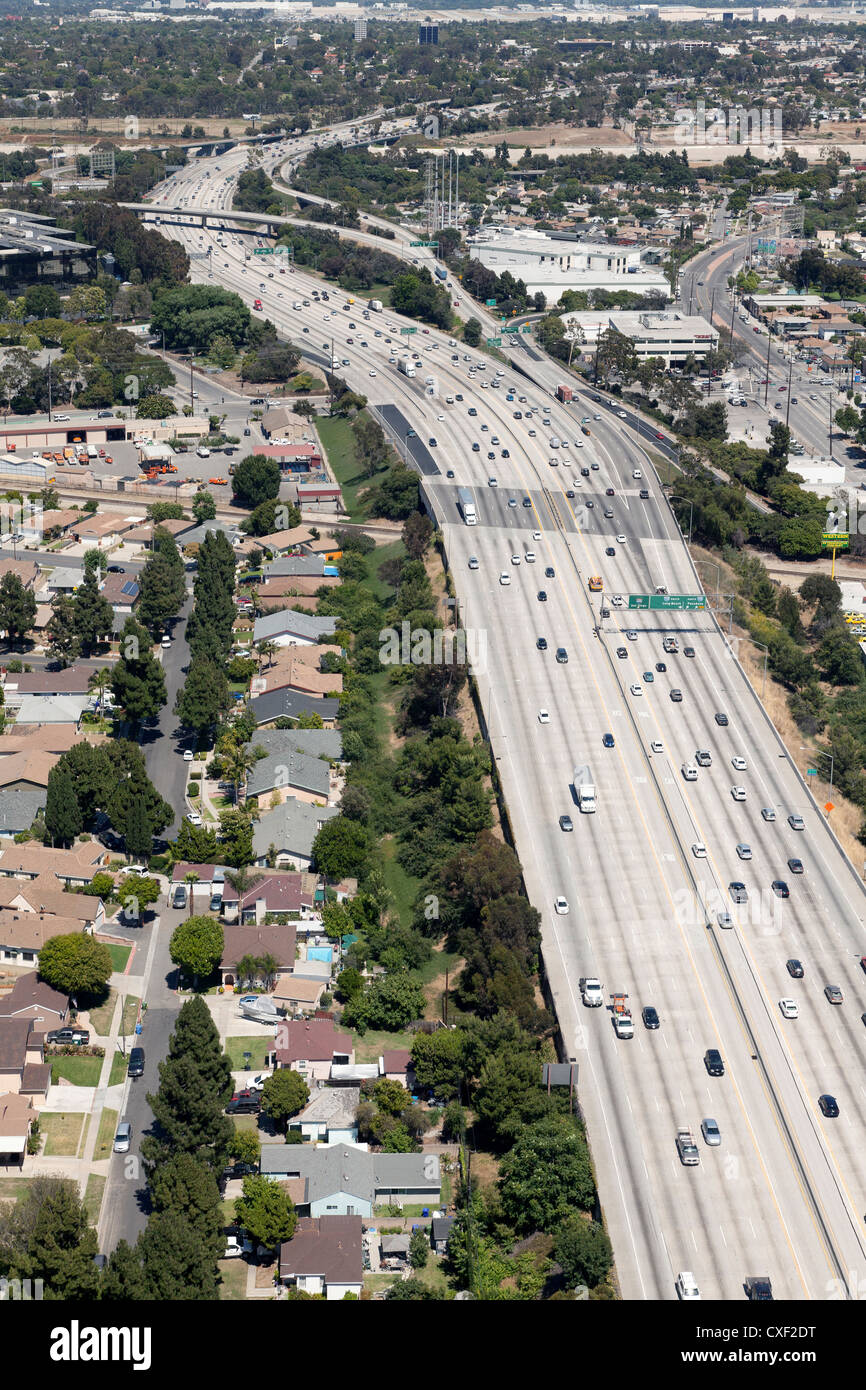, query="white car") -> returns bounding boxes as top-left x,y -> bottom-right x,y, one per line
525,551 -> 536,563
369,369 -> 377,377
731,786 -> 746,802
532,530 -> 542,541
626,630 -> 637,641
554,895 -> 569,915
499,572 -> 510,586
779,998 -> 799,1020
574,439 -> 584,447
632,469 -> 642,480
616,409 -> 627,418
186,812 -> 203,827
488,477 -> 498,487
549,457 -> 559,467
511,554 -> 521,565
161,635 -> 172,648
692,843 -> 707,859
651,739 -> 663,753
537,709 -> 550,724
682,764 -> 698,781
629,683 -> 643,697
616,534 -> 627,545
183,749 -> 194,762
732,756 -> 747,771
